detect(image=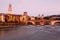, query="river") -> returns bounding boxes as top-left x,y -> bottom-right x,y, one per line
0,25 -> 60,40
